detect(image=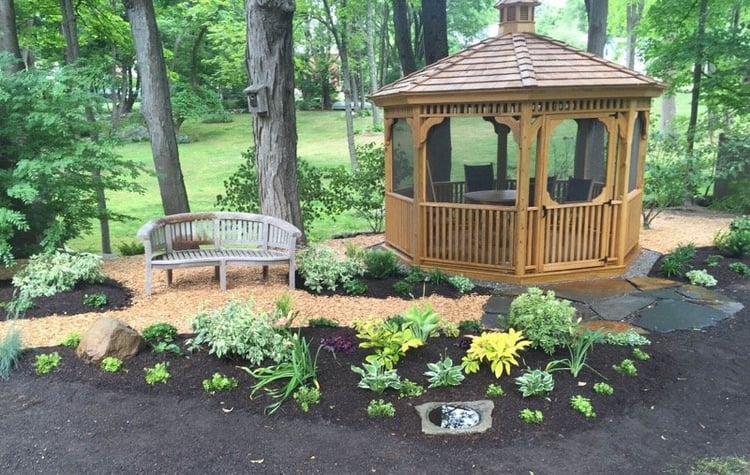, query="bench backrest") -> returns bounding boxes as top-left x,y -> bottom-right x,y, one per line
137,212 -> 302,257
